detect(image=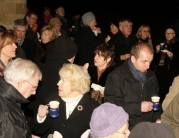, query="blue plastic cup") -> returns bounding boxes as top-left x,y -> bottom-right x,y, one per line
151,96 -> 160,111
